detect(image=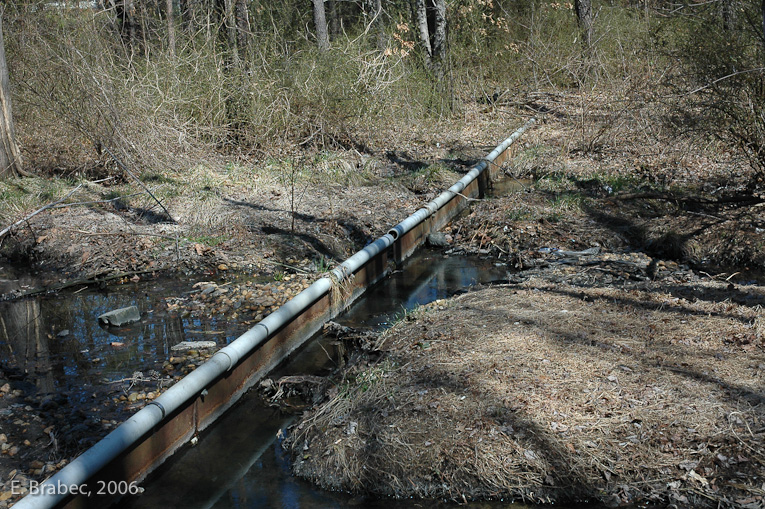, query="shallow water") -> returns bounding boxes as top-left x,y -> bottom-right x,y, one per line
0,266 -> 254,406
117,251 -> 521,509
